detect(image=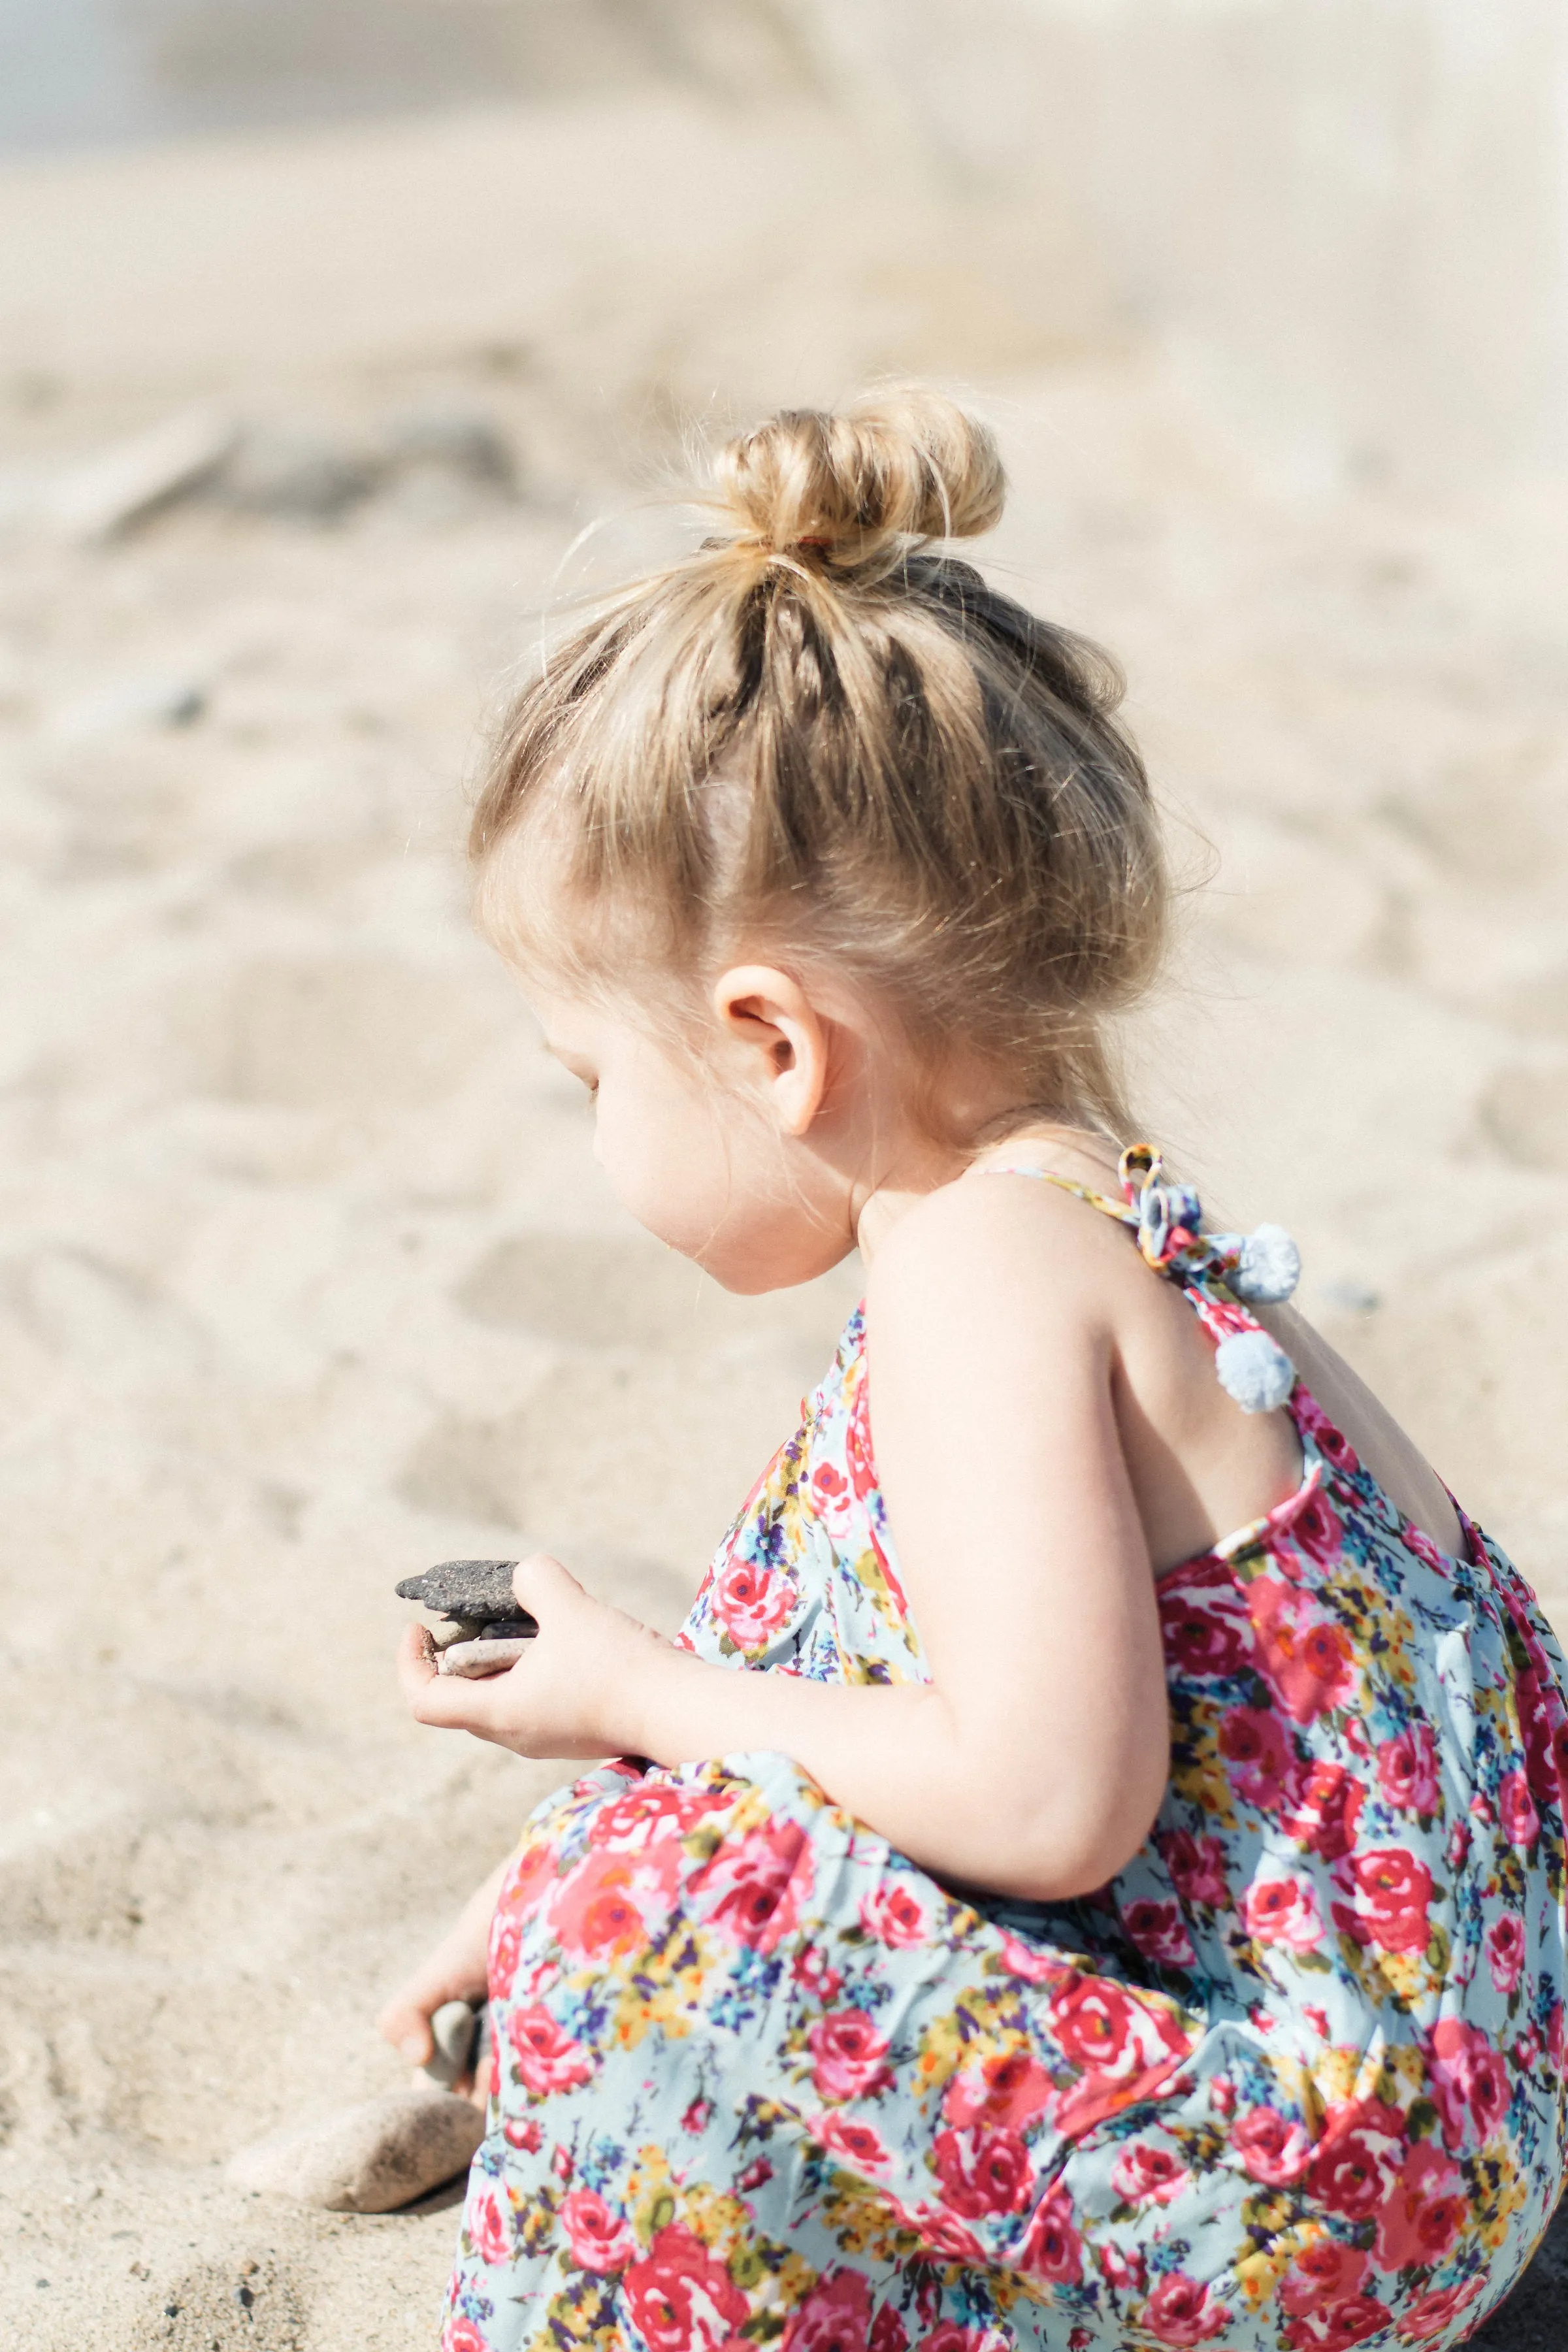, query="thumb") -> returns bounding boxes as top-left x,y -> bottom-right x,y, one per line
512,1551 -> 583,1619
